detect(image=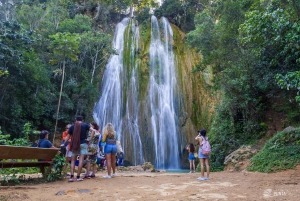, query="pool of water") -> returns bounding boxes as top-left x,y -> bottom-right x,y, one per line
165,169 -> 190,173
